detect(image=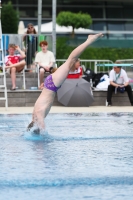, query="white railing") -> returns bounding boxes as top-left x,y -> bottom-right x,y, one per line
56,59 -> 113,73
